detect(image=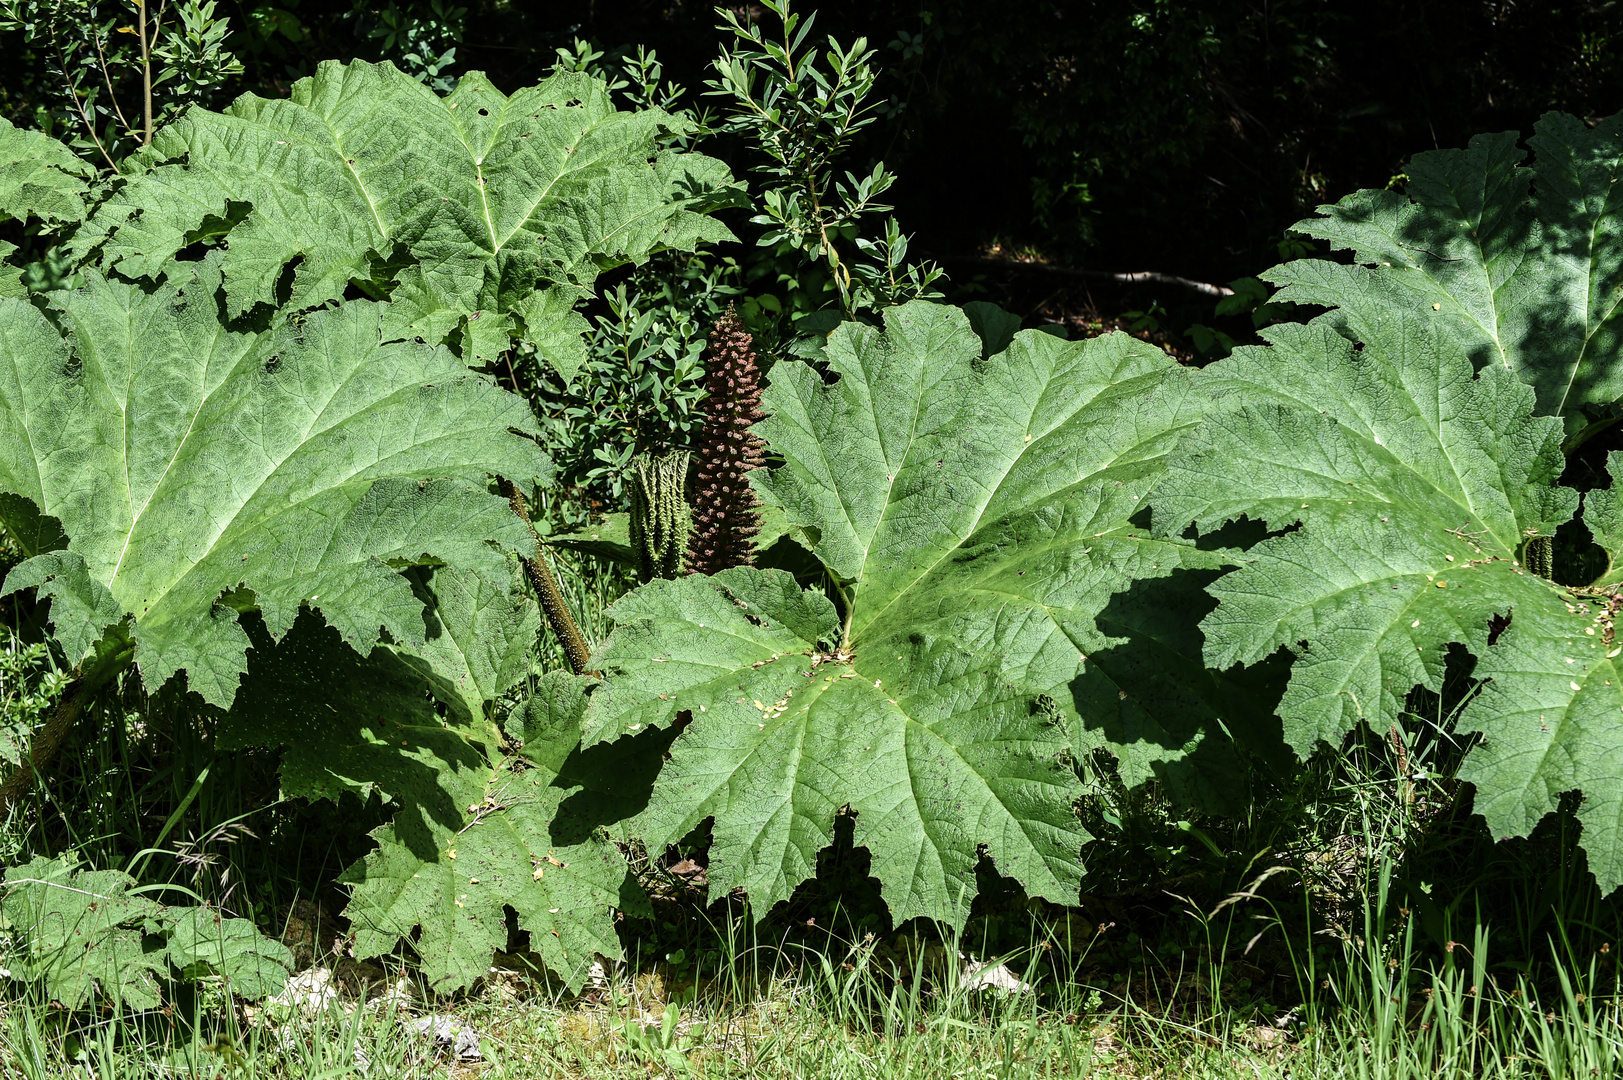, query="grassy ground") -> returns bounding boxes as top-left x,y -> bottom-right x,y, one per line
3,925 -> 1621,1079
